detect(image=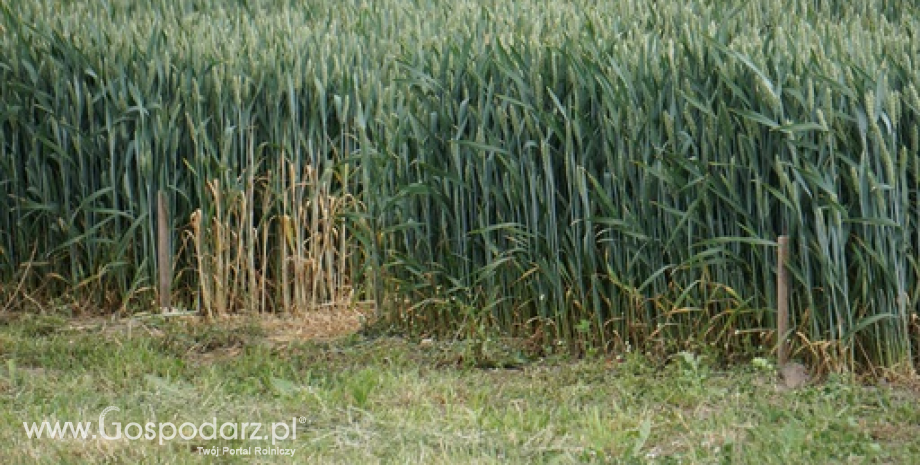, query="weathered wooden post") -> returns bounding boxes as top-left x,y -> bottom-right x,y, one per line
157,190 -> 171,311
777,235 -> 789,366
